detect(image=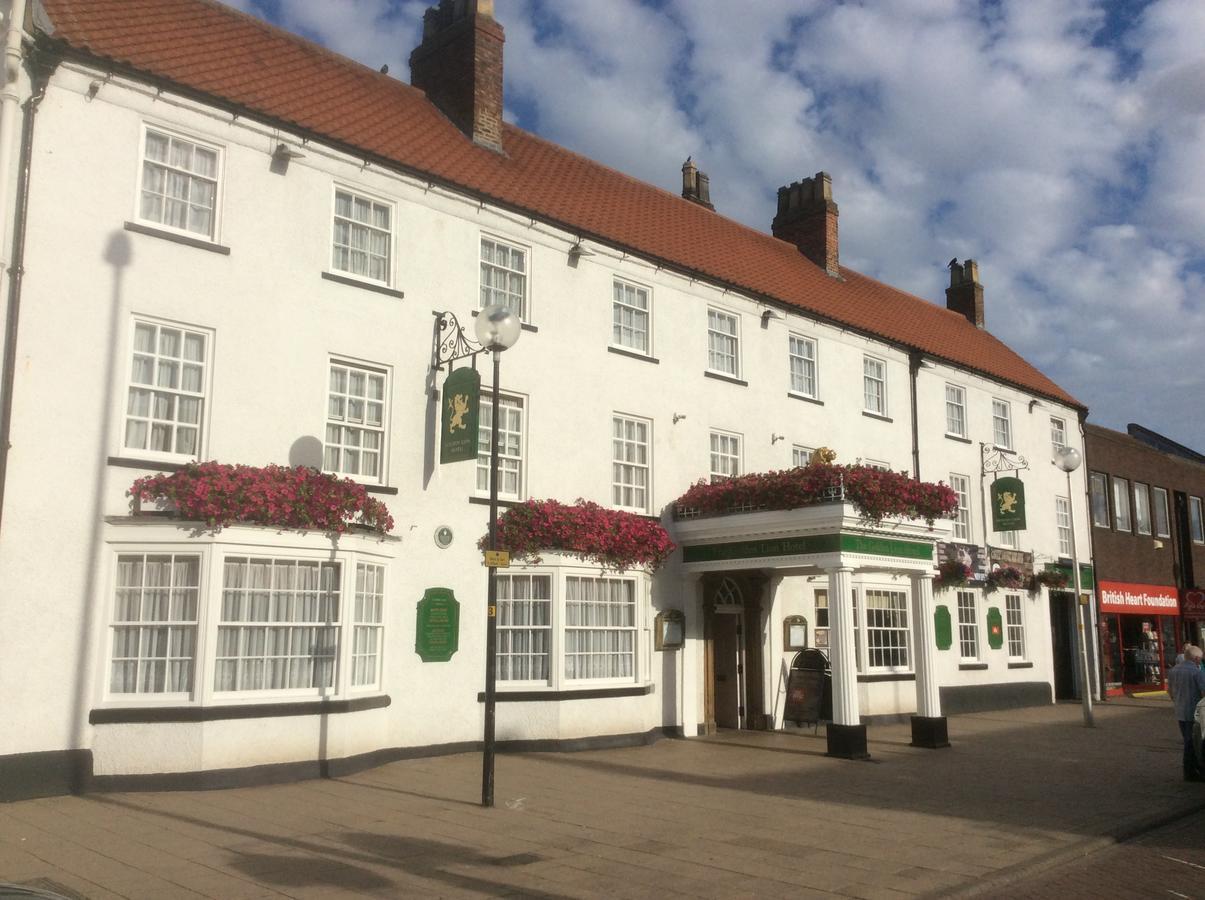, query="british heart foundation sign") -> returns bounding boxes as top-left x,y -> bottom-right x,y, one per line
1098,581 -> 1180,616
